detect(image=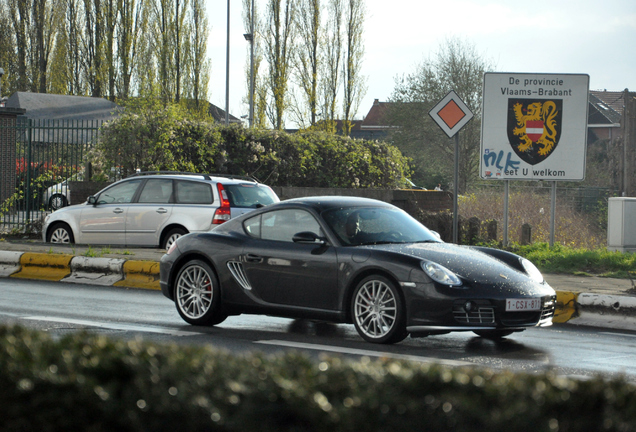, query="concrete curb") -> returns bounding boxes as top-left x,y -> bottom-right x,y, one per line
0,252 -> 160,290
1,252 -> 635,332
555,291 -> 636,331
